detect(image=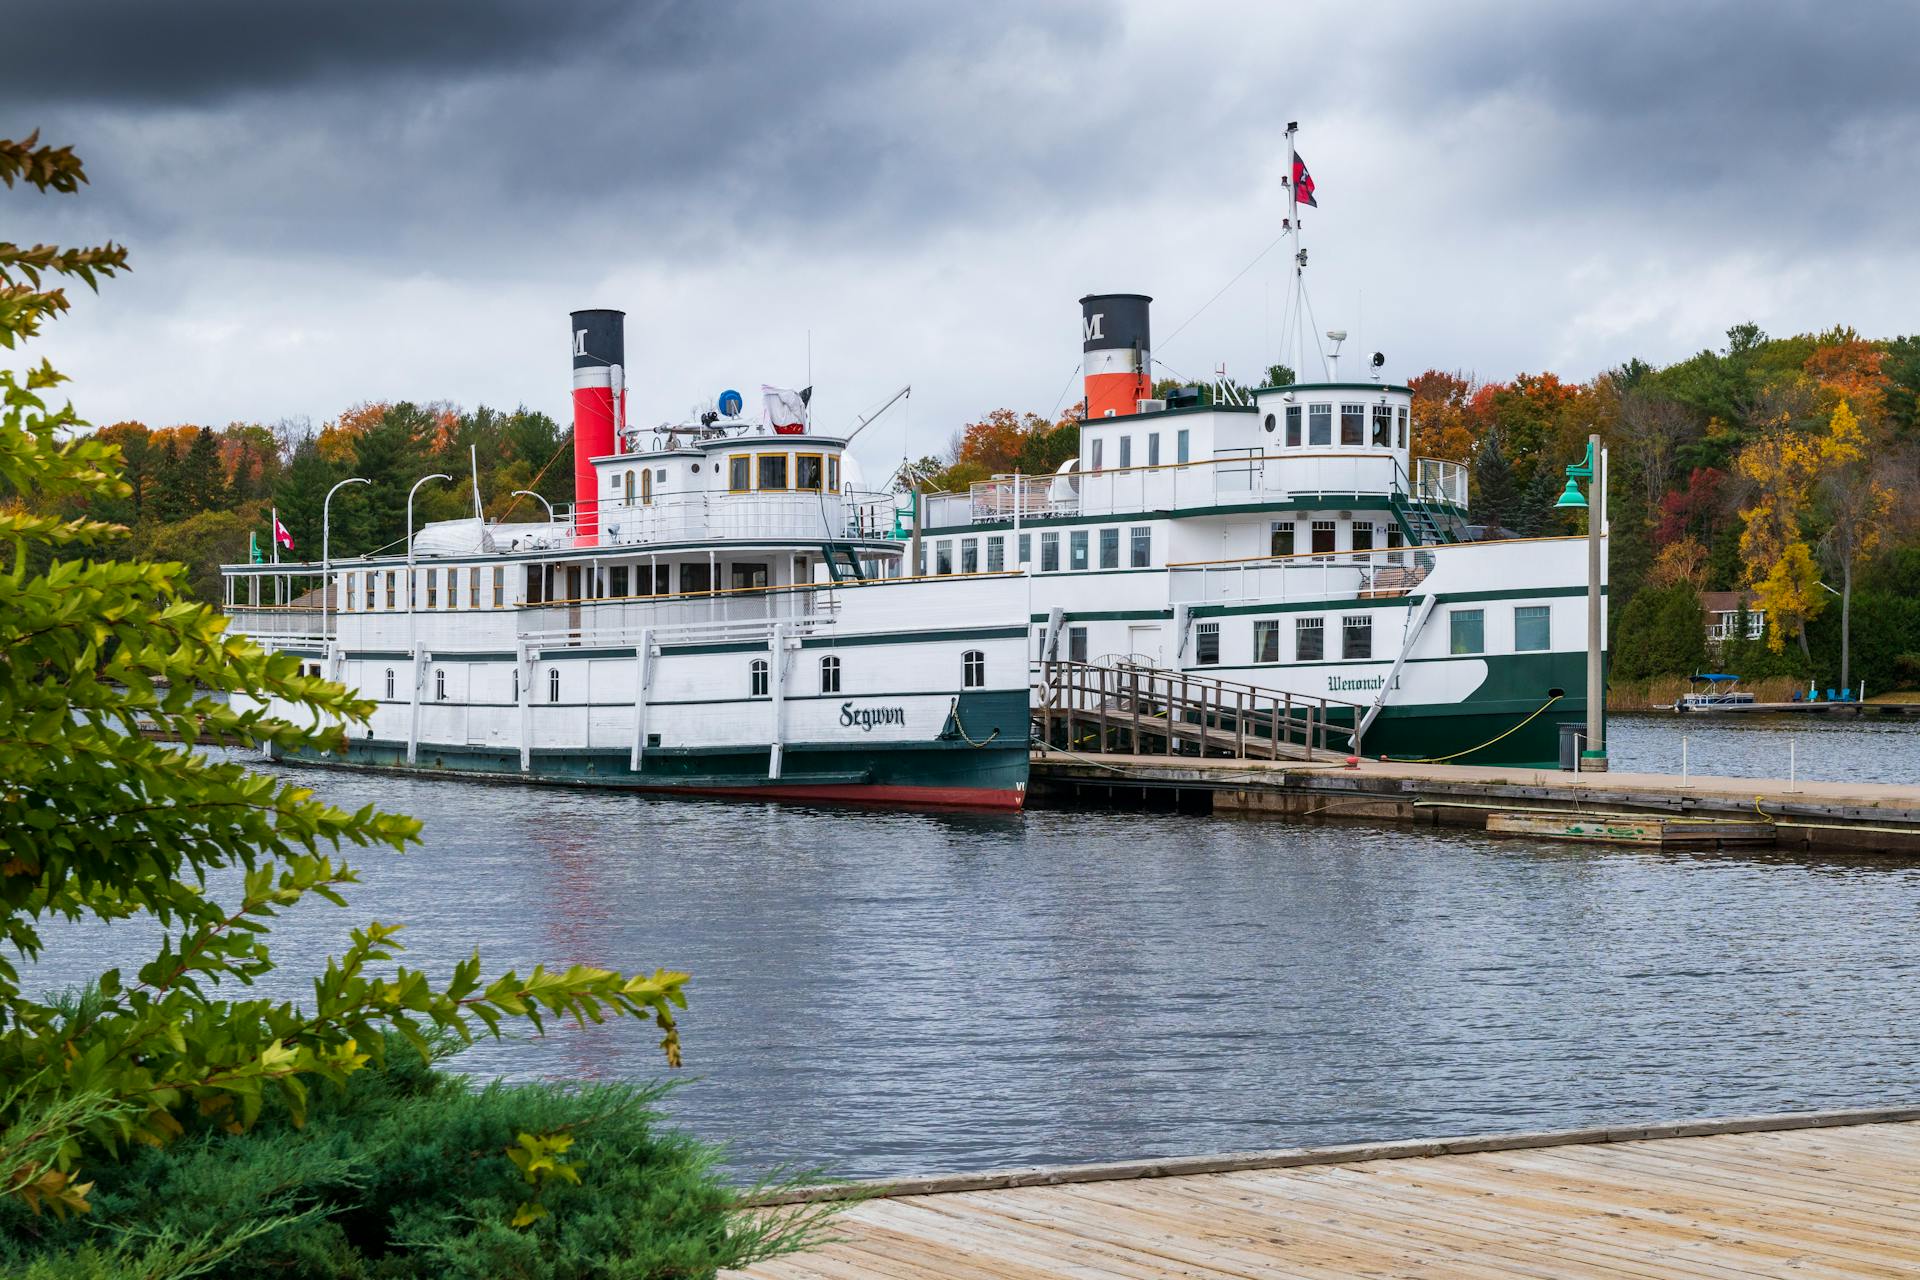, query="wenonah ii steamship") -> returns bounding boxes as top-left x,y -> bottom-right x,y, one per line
918,125 -> 1607,768
222,310 -> 1035,809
